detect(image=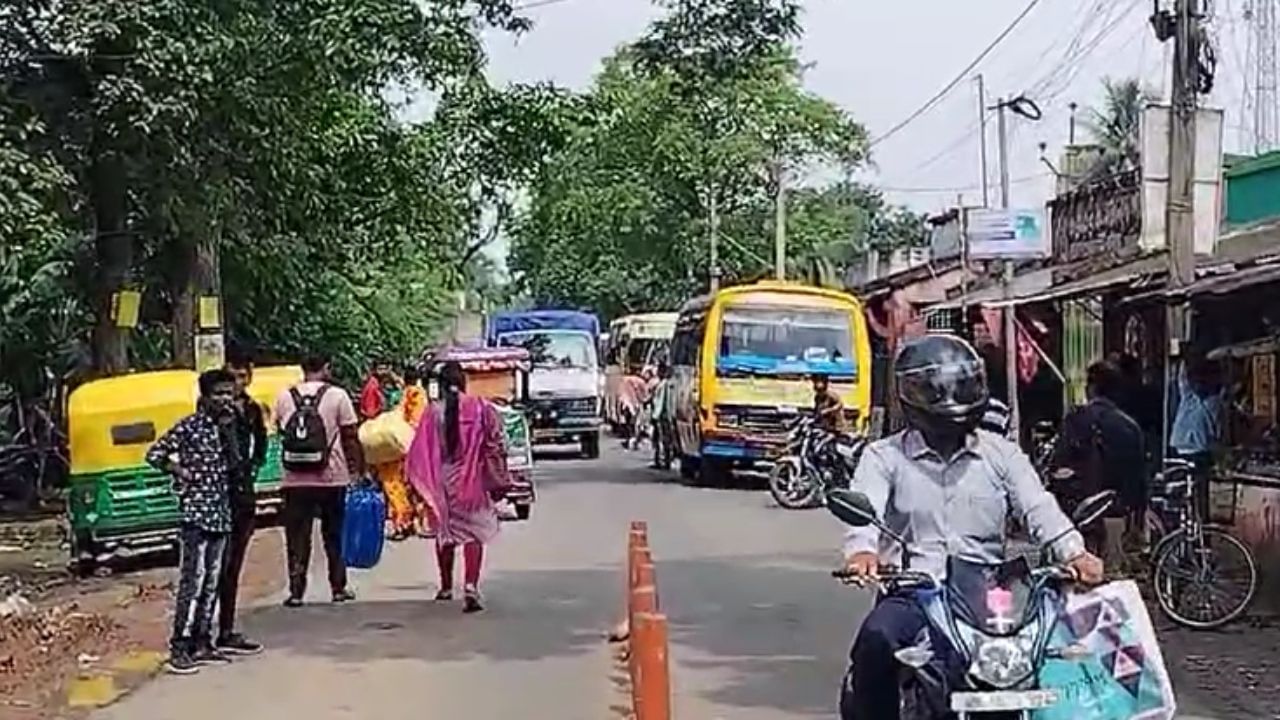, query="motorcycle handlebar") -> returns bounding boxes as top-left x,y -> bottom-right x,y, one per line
831,568 -> 937,589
